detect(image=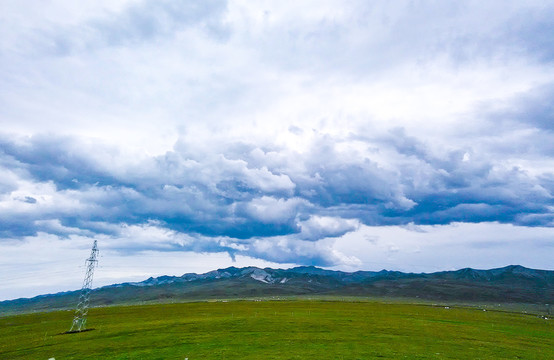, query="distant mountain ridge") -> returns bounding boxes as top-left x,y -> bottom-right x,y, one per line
118,264 -> 554,289
116,266 -> 415,287
2,265 -> 553,315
